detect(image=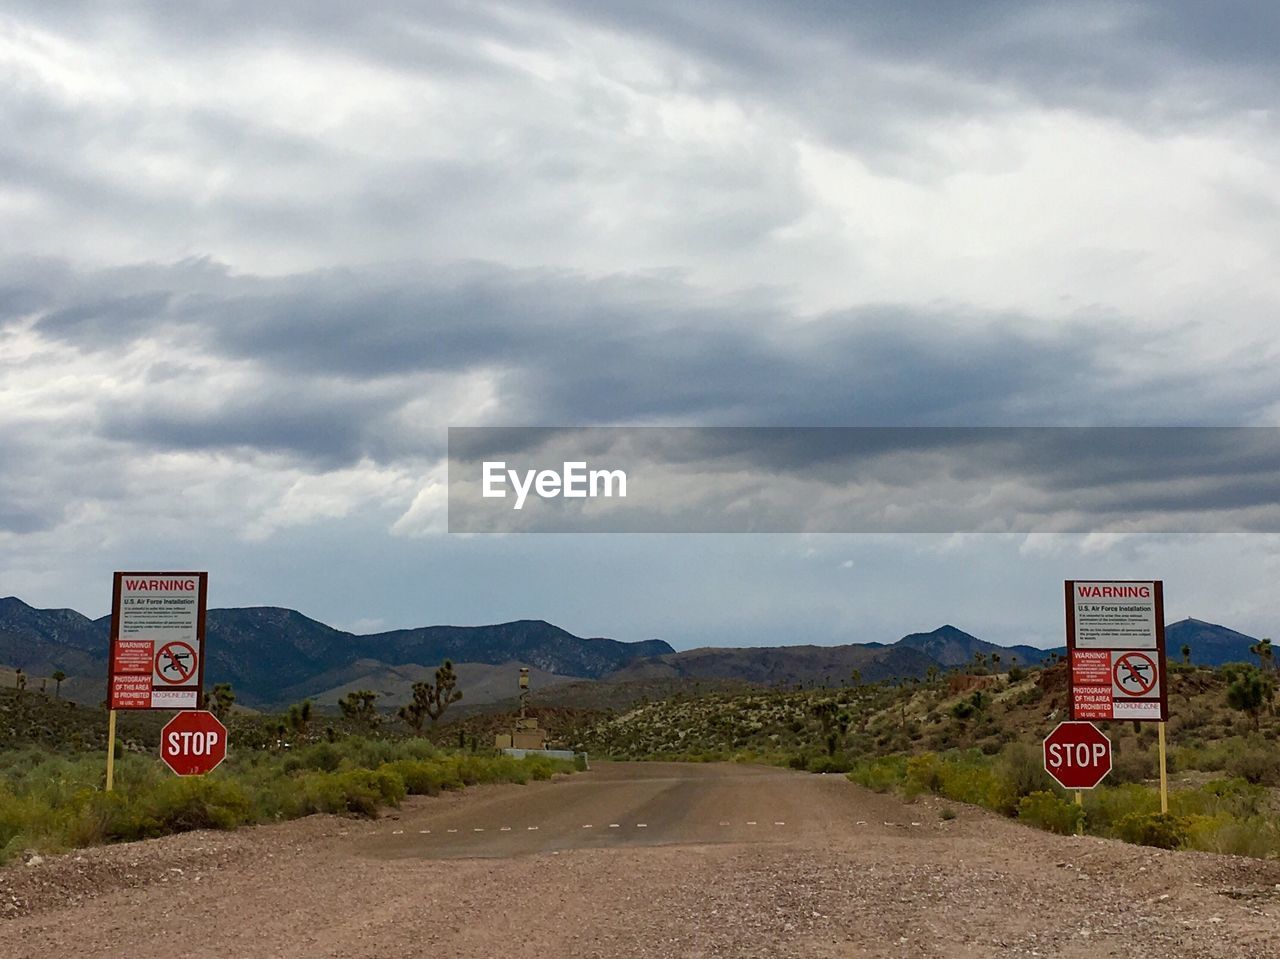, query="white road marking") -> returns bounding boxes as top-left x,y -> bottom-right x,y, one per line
746,821 -> 757,826
582,824 -> 593,829
447,829 -> 458,833
392,829 -> 404,835
719,821 -> 730,826
636,823 -> 647,828
500,827 -> 512,832
774,821 -> 786,826
419,829 -> 430,834
473,828 -> 485,832
609,823 -> 620,828
527,826 -> 539,831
